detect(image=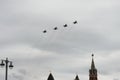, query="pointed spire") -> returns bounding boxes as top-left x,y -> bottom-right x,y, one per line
89,54 -> 98,80
47,73 -> 54,80
74,75 -> 80,80
91,54 -> 95,69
